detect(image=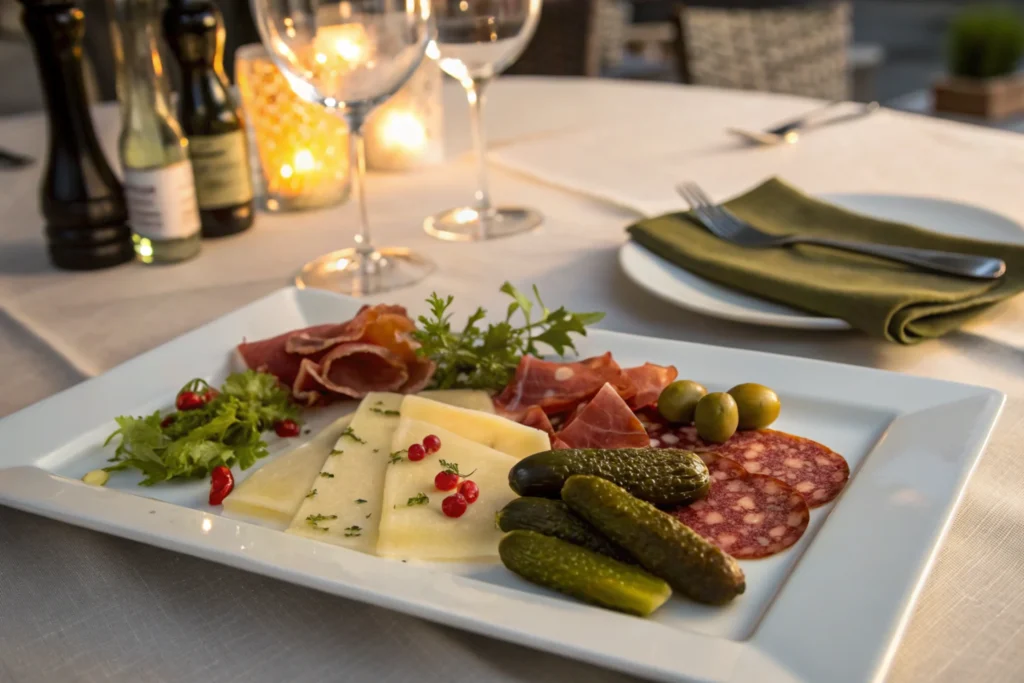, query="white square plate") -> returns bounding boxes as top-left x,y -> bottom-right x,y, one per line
0,288 -> 1004,683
